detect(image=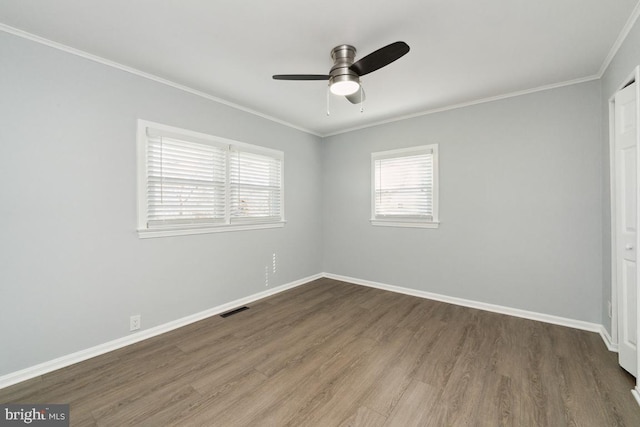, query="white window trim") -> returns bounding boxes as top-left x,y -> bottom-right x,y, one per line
370,144 -> 439,229
136,120 -> 285,238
